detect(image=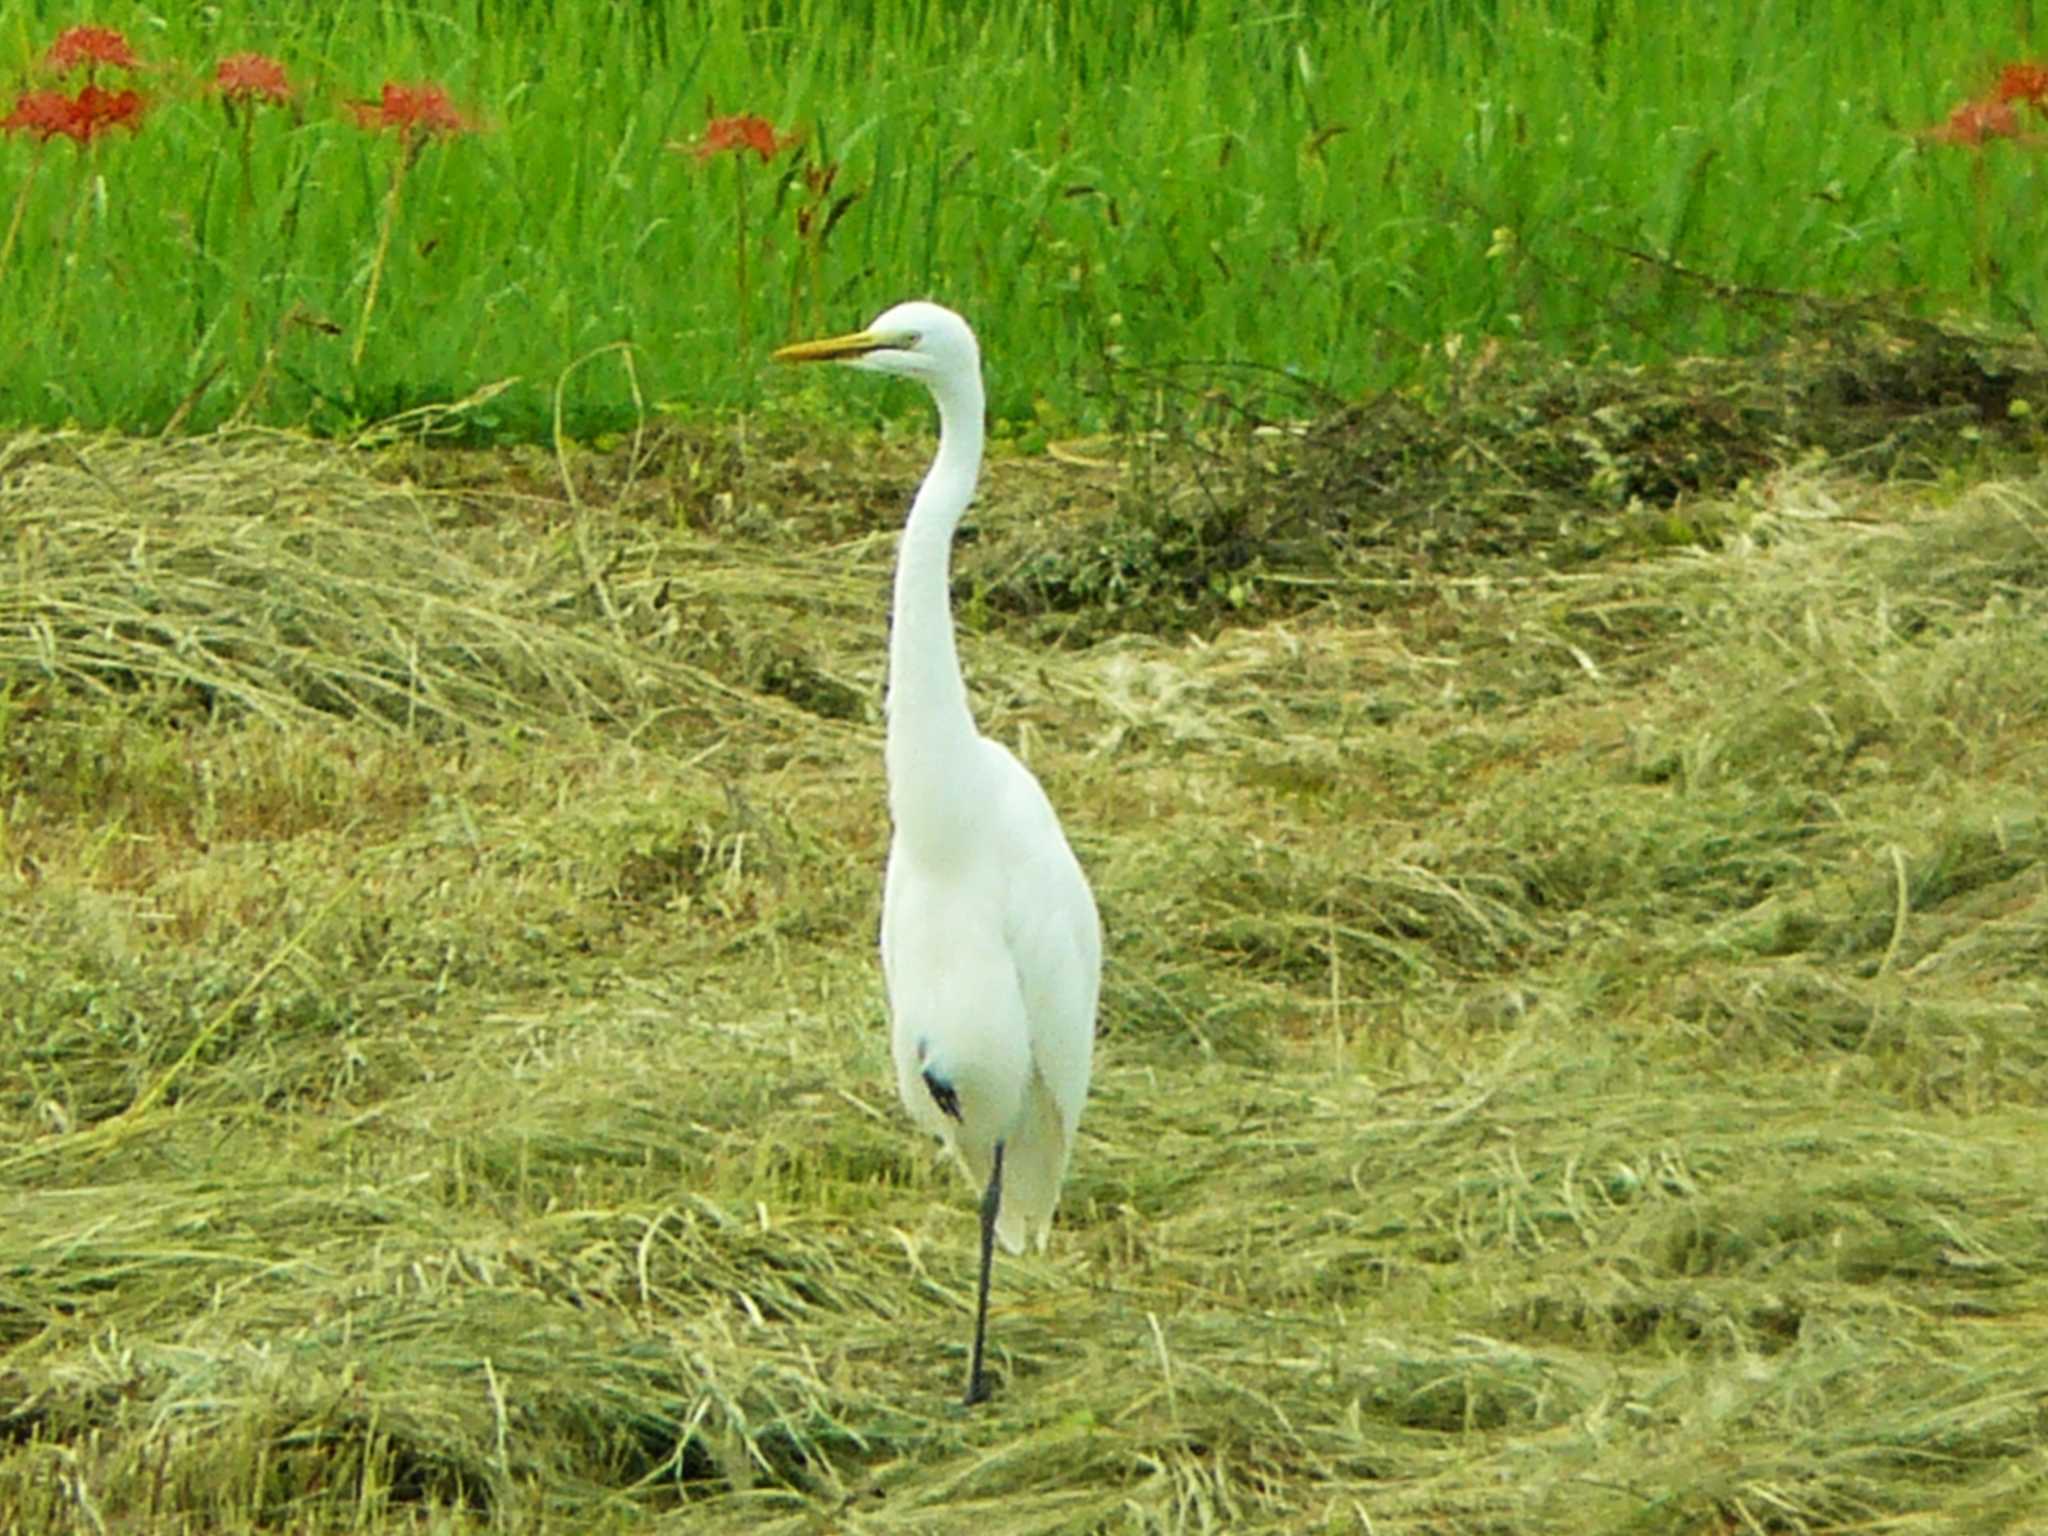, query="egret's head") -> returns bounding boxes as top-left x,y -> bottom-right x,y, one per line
773,301 -> 979,388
